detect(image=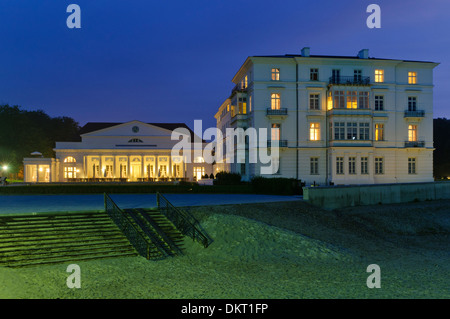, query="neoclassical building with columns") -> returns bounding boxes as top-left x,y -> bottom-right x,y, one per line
23,121 -> 212,183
